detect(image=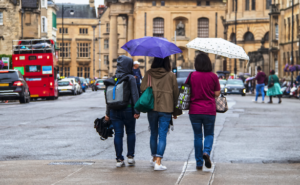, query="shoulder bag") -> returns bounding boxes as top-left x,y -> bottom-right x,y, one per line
268,75 -> 274,88
176,72 -> 193,110
216,94 -> 228,113
134,74 -> 154,113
